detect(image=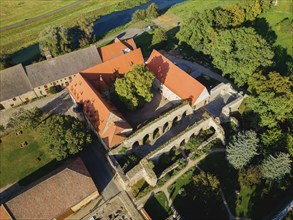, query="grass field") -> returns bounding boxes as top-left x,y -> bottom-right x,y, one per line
0,0 -> 148,54
0,127 -> 53,188
0,0 -> 77,27
261,0 -> 293,56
